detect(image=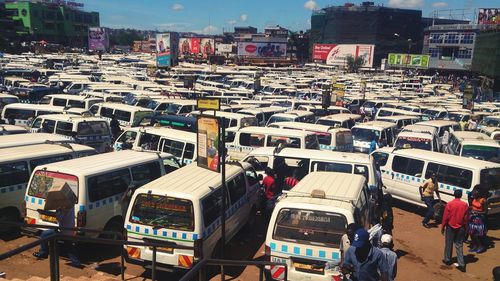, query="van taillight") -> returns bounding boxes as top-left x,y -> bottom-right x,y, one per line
194,239 -> 203,259
77,210 -> 86,227
265,245 -> 271,258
